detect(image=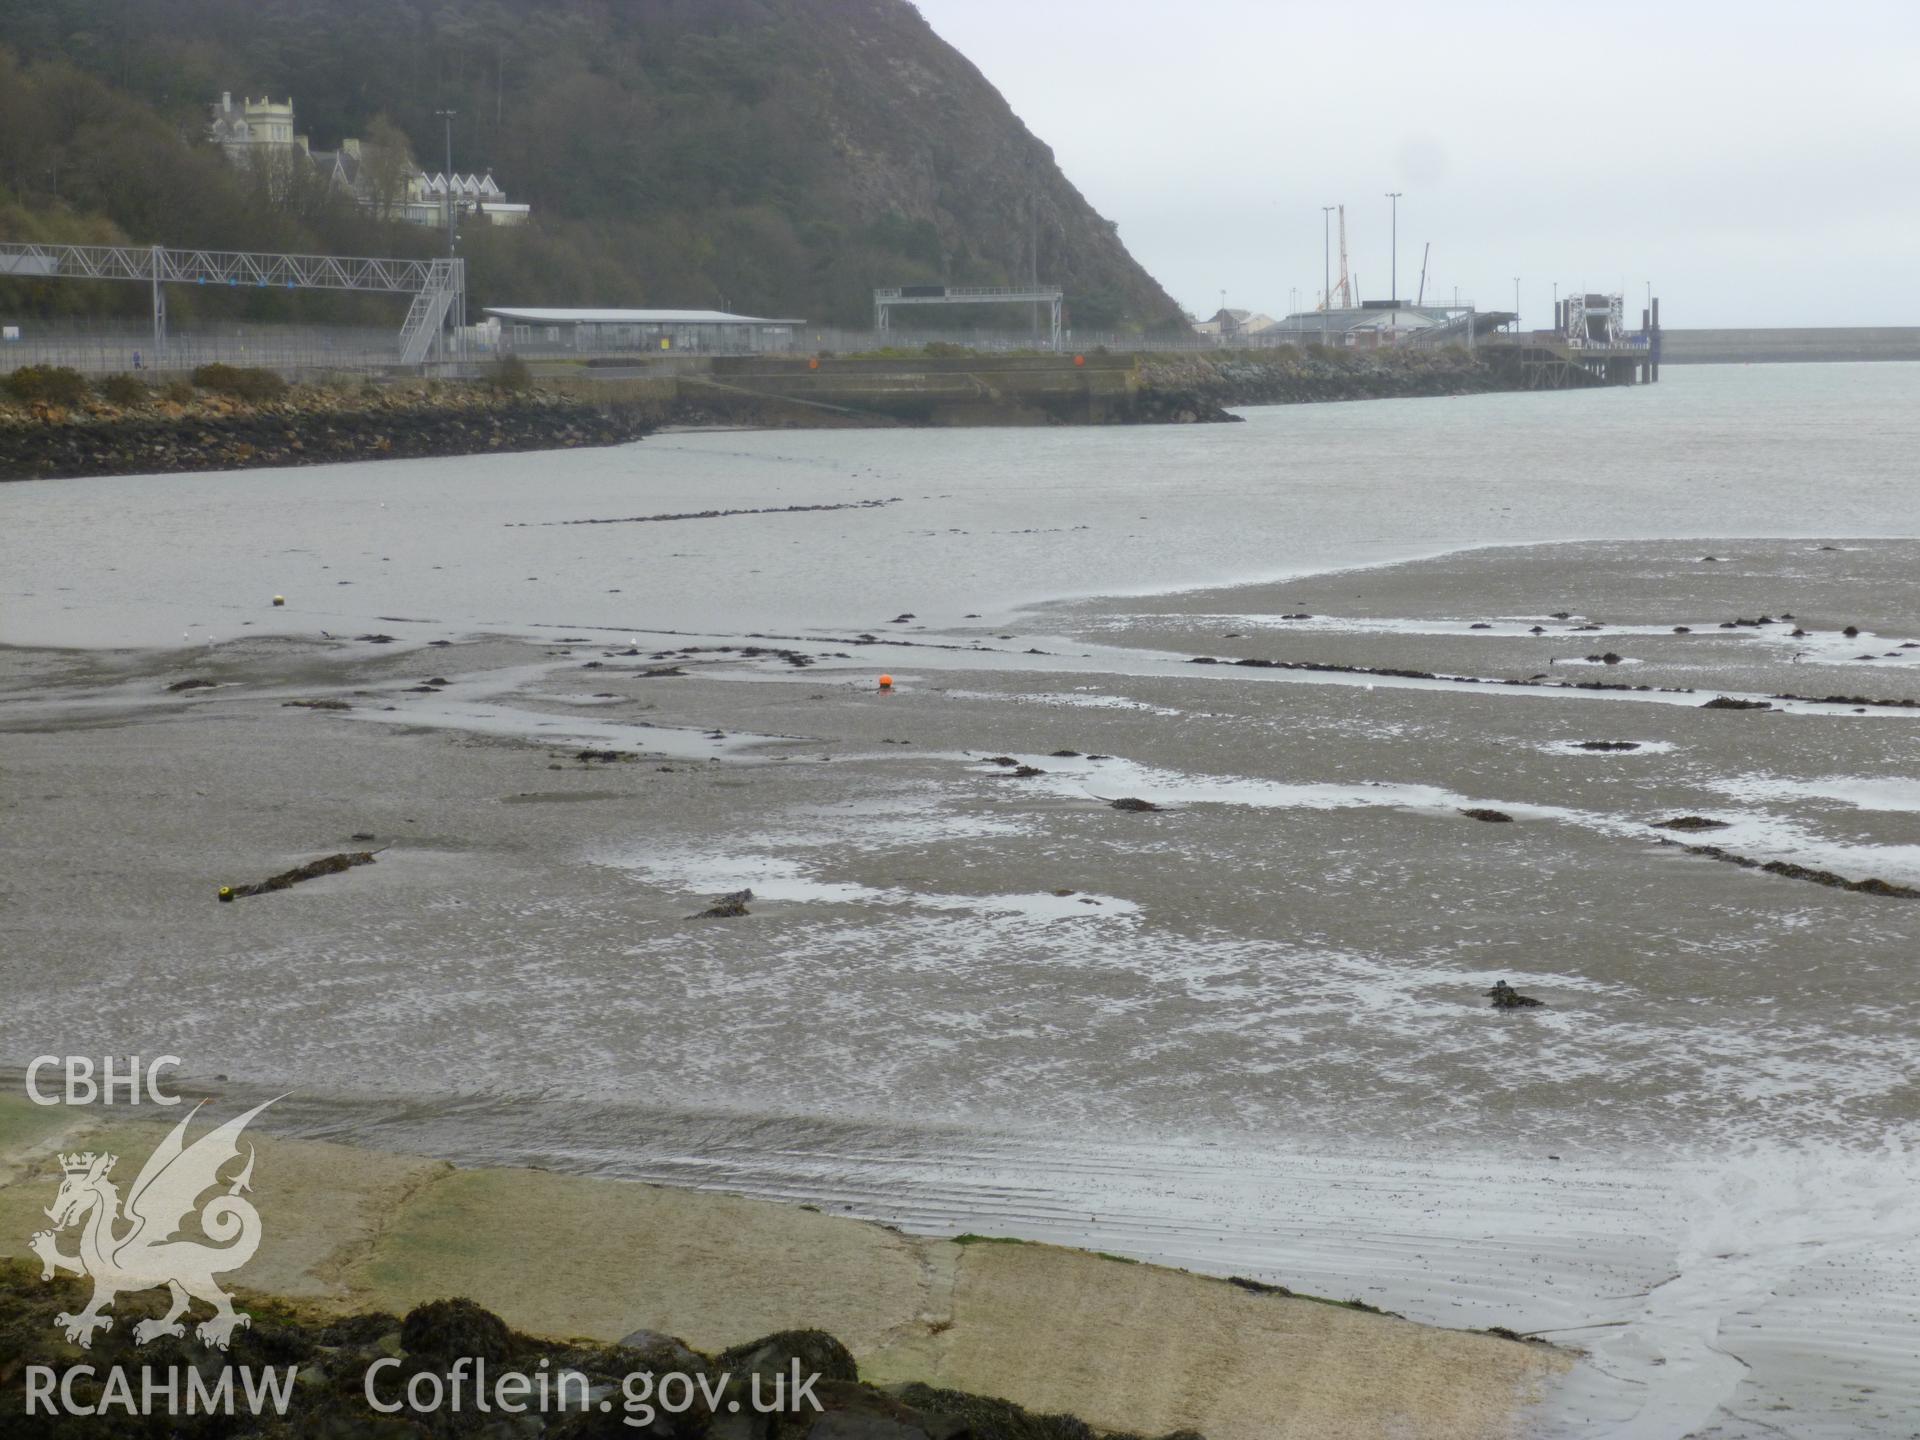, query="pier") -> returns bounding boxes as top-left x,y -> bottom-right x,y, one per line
1485,332 -> 1659,388
1484,295 -> 1663,388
